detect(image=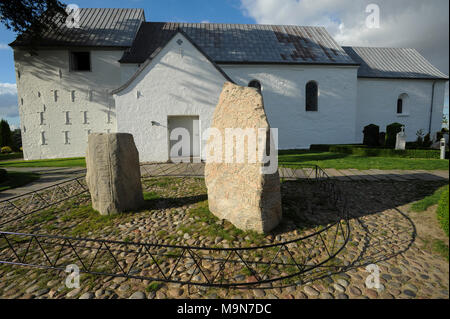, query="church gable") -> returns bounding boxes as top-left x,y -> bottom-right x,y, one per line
112,31 -> 231,96
113,32 -> 231,162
